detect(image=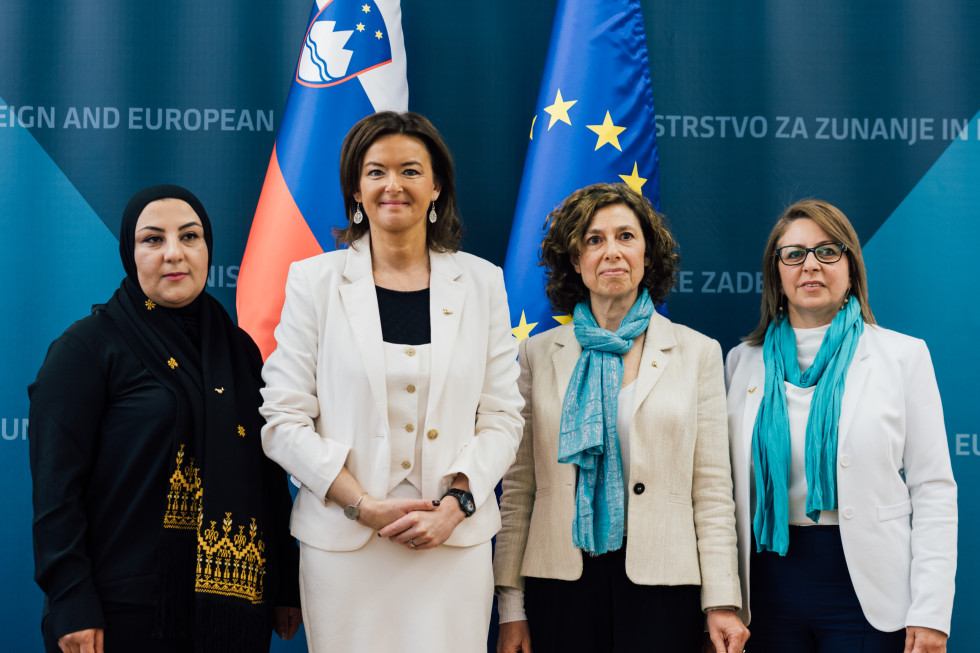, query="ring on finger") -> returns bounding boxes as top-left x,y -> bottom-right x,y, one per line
409,539 -> 417,548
